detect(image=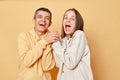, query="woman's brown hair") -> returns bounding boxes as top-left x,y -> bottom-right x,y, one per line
61,8 -> 84,38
